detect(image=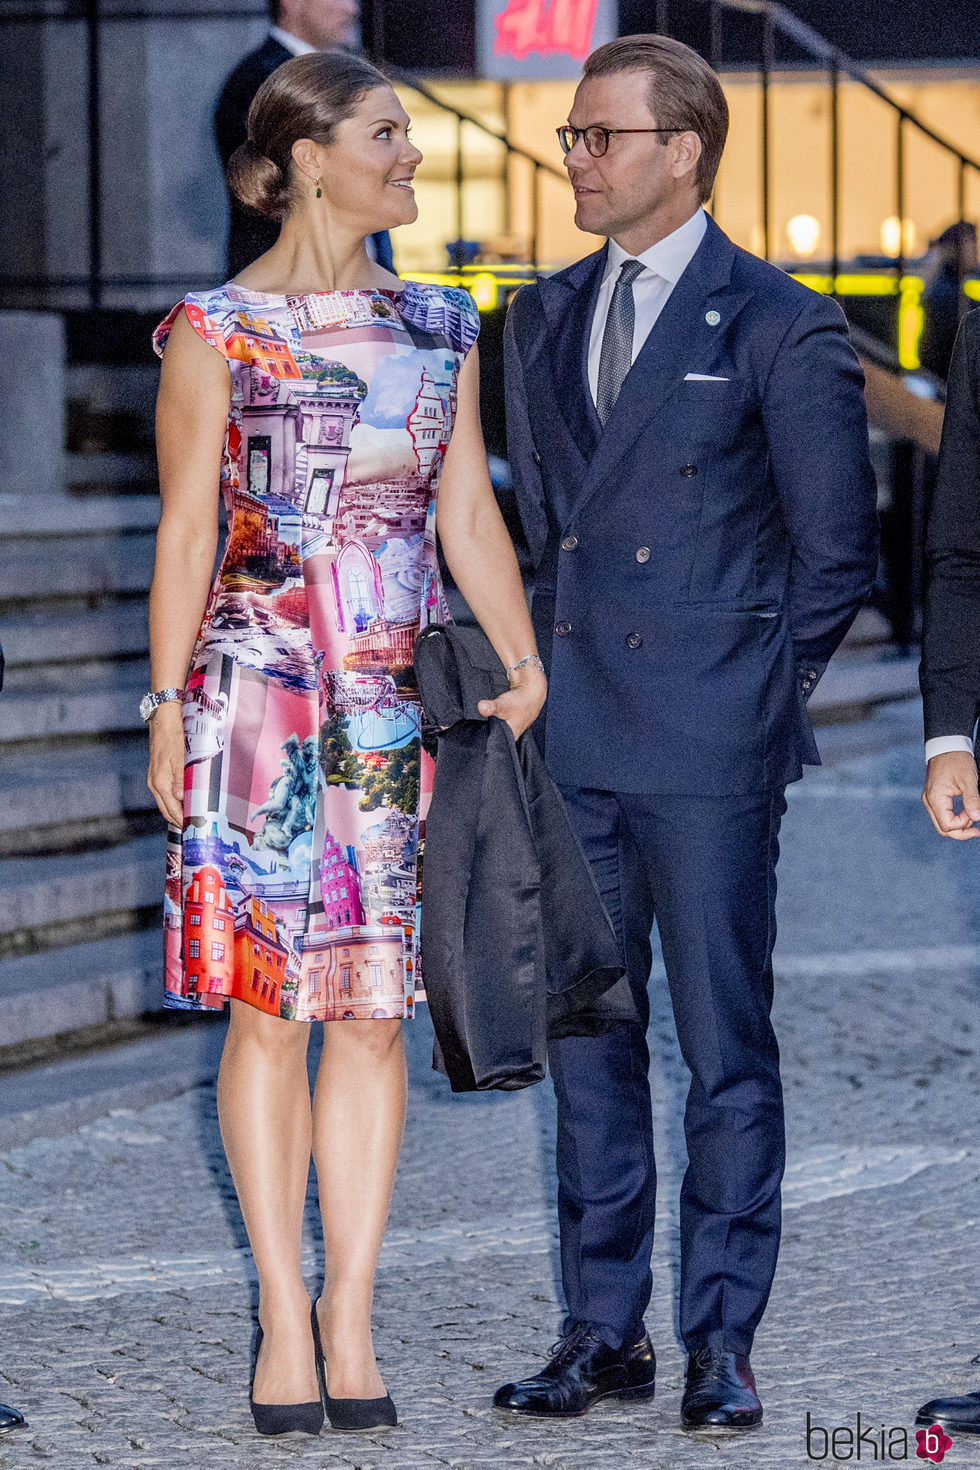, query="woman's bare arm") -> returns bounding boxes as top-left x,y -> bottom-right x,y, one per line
436,345 -> 546,738
147,309 -> 231,824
